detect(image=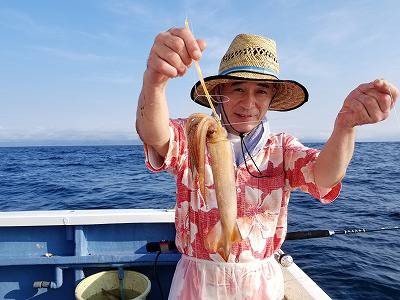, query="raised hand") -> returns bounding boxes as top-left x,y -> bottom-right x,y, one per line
145,27 -> 207,86
335,79 -> 399,130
